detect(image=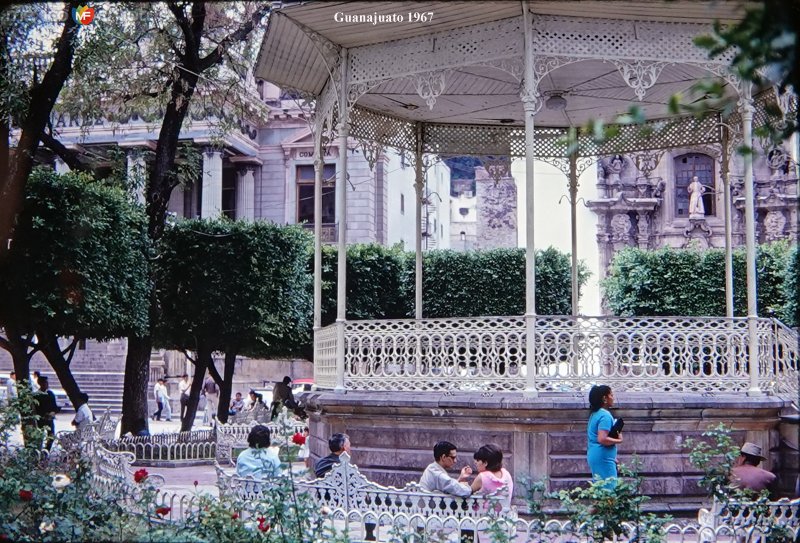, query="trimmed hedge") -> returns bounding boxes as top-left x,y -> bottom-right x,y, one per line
320,245 -> 589,324
602,242 -> 796,322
